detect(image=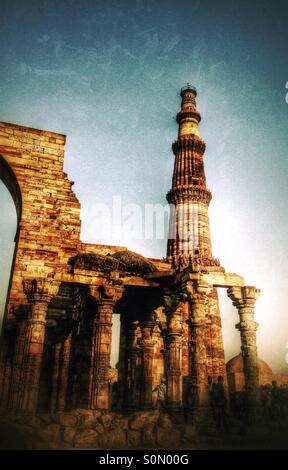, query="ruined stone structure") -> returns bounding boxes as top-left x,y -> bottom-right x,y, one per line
0,85 -> 261,425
